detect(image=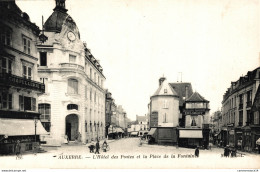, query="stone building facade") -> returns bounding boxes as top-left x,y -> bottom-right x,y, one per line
221,67 -> 260,152
0,1 -> 47,154
37,0 -> 106,146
